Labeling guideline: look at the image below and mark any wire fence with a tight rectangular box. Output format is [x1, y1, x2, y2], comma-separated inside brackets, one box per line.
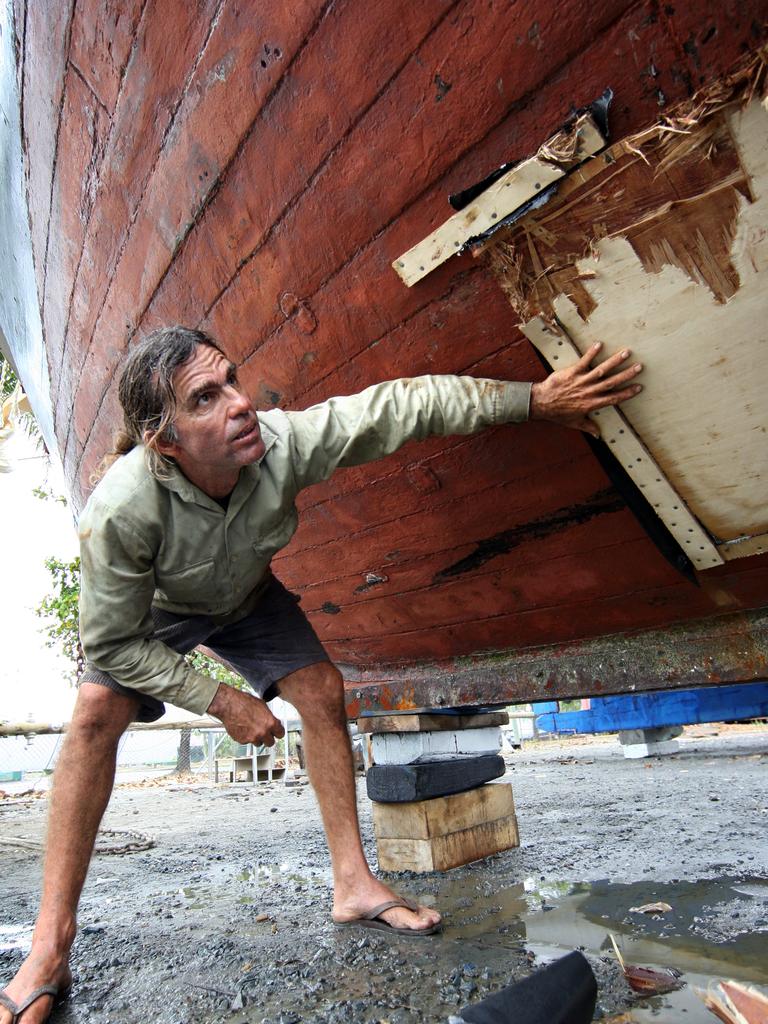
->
[0, 728, 223, 791]
[0, 720, 302, 794]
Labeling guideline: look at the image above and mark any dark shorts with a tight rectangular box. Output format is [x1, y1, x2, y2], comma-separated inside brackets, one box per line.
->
[78, 575, 329, 722]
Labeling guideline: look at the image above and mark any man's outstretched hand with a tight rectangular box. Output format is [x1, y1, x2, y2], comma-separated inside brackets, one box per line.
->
[530, 342, 643, 438]
[208, 683, 285, 746]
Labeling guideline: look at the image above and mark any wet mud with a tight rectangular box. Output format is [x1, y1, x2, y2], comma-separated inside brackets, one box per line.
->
[1, 725, 766, 1022]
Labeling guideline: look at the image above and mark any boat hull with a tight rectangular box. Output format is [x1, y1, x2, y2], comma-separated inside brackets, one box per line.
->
[5, 0, 768, 704]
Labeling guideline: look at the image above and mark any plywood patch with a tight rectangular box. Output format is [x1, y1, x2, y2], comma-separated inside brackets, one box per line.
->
[520, 317, 723, 570]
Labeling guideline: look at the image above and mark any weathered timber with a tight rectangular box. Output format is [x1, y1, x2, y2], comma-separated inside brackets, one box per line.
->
[372, 781, 515, 839]
[55, 0, 222, 450]
[375, 814, 519, 872]
[357, 711, 509, 734]
[341, 606, 768, 717]
[365, 754, 505, 803]
[7, 0, 768, 717]
[73, 0, 700, 491]
[69, 0, 328, 452]
[18, 1, 73, 303]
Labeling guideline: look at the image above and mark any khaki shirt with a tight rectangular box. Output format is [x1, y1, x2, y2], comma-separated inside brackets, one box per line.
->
[79, 375, 531, 714]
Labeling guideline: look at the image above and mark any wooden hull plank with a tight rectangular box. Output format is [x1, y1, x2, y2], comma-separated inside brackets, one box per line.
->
[55, 0, 223, 449]
[8, 0, 768, 709]
[68, 0, 326, 454]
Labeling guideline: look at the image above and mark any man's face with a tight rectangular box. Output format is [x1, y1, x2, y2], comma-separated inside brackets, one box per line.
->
[156, 344, 265, 496]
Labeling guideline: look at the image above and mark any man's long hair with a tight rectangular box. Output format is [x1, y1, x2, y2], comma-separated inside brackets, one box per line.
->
[94, 326, 225, 481]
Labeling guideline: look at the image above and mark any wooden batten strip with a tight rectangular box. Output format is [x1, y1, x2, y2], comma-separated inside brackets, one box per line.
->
[392, 114, 606, 287]
[520, 316, 724, 571]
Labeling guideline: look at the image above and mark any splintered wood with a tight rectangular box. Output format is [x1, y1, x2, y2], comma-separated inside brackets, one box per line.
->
[697, 981, 768, 1024]
[487, 78, 768, 568]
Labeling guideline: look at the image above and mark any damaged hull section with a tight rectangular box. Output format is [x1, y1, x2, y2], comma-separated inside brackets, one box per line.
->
[487, 66, 768, 572]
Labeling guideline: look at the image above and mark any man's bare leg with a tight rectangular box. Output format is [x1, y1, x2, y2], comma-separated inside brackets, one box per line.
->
[0, 684, 139, 1024]
[278, 663, 441, 932]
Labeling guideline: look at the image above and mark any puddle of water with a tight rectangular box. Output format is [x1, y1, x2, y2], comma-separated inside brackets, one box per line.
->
[0, 923, 33, 953]
[732, 880, 768, 898]
[439, 876, 768, 1022]
[178, 862, 315, 912]
[238, 862, 310, 886]
[179, 884, 258, 909]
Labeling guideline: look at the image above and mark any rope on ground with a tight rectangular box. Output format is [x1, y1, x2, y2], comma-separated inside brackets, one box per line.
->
[95, 829, 156, 855]
[0, 829, 156, 855]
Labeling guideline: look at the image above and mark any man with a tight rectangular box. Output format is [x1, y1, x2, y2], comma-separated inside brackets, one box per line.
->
[0, 326, 642, 1023]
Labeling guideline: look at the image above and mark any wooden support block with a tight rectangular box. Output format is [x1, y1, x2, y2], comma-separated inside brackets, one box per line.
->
[372, 782, 514, 839]
[376, 815, 520, 872]
[366, 753, 505, 802]
[357, 710, 509, 734]
[371, 726, 501, 765]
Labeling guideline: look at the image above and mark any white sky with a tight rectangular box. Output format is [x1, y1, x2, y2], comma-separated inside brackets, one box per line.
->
[1, 426, 79, 722]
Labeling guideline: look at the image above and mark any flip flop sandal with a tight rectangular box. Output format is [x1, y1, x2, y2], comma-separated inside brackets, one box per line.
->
[335, 896, 442, 936]
[0, 983, 70, 1022]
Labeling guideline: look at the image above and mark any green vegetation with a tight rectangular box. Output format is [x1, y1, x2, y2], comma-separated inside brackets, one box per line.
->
[31, 483, 68, 504]
[36, 556, 84, 682]
[186, 648, 246, 690]
[0, 352, 19, 400]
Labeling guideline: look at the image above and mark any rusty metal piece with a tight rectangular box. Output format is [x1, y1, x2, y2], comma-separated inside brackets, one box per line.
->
[341, 606, 768, 717]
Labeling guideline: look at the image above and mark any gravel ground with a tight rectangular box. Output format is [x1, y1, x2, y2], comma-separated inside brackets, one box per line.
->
[1, 723, 766, 1023]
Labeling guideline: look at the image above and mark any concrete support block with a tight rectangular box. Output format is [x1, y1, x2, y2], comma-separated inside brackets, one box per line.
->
[619, 725, 683, 758]
[371, 726, 502, 765]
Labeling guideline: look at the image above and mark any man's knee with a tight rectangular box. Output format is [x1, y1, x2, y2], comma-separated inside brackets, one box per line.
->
[281, 662, 346, 722]
[69, 683, 138, 746]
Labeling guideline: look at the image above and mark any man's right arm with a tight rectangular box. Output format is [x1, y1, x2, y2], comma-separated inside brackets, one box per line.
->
[80, 504, 286, 742]
[79, 505, 219, 716]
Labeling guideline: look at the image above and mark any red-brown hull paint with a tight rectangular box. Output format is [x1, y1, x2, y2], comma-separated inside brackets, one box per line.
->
[14, 0, 768, 695]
